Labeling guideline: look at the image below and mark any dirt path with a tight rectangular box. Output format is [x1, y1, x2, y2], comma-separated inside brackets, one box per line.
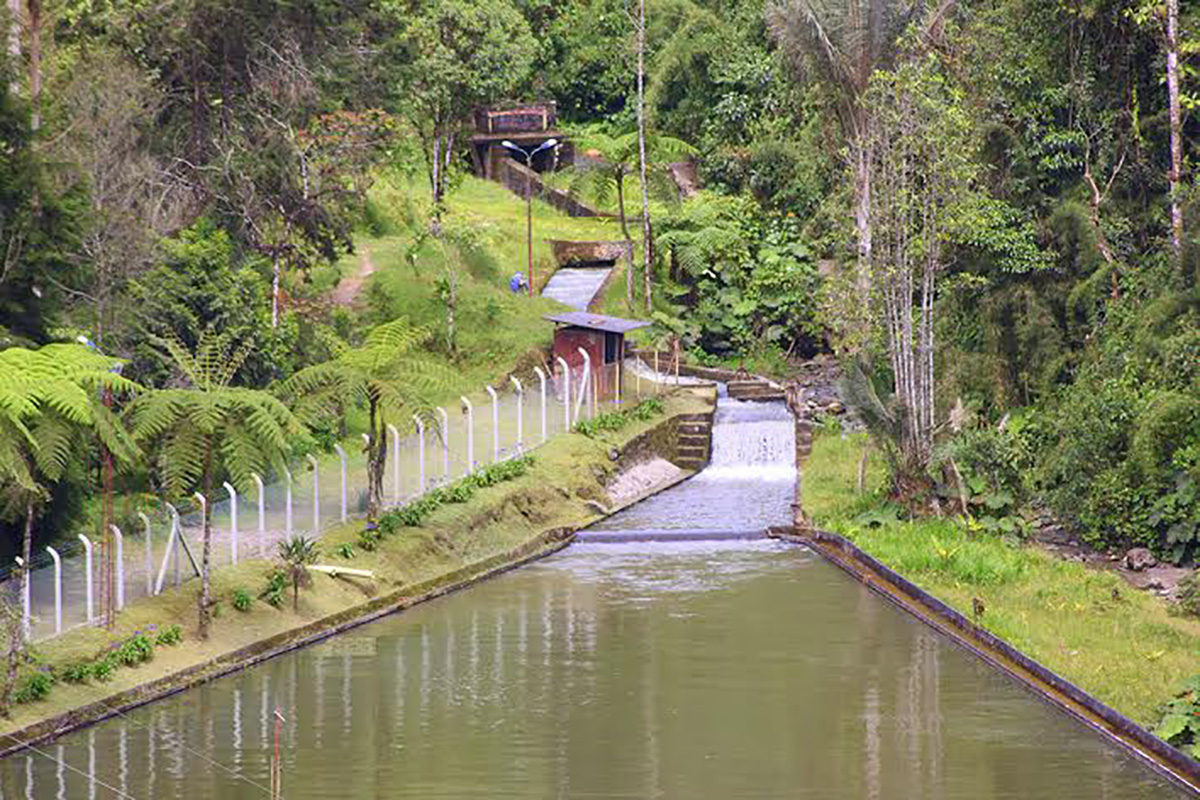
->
[331, 246, 377, 306]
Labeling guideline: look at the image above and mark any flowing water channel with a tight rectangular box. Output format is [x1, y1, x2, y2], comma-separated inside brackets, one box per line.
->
[0, 397, 1188, 798]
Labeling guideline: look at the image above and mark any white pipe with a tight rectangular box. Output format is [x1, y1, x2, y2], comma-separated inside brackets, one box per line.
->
[250, 473, 266, 557]
[387, 424, 401, 502]
[306, 454, 320, 534]
[486, 386, 499, 461]
[533, 367, 547, 442]
[460, 397, 474, 473]
[155, 503, 180, 595]
[78, 535, 94, 624]
[436, 407, 450, 479]
[555, 356, 570, 432]
[510, 376, 524, 450]
[109, 525, 125, 611]
[138, 512, 152, 596]
[223, 482, 238, 566]
[413, 416, 426, 492]
[46, 546, 61, 635]
[334, 444, 348, 522]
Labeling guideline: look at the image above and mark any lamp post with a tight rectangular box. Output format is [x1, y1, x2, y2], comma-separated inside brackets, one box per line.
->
[501, 138, 558, 297]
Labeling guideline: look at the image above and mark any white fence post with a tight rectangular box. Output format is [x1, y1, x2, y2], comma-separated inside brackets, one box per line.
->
[46, 546, 61, 636]
[306, 454, 320, 535]
[250, 473, 265, 557]
[534, 367, 547, 443]
[14, 558, 29, 640]
[333, 445, 348, 522]
[138, 512, 152, 596]
[109, 525, 125, 611]
[436, 407, 450, 480]
[223, 482, 239, 566]
[486, 386, 499, 462]
[284, 468, 294, 539]
[556, 356, 570, 432]
[575, 348, 592, 424]
[386, 424, 400, 502]
[461, 397, 474, 473]
[413, 416, 426, 493]
[78, 535, 94, 624]
[154, 503, 180, 595]
[510, 376, 524, 450]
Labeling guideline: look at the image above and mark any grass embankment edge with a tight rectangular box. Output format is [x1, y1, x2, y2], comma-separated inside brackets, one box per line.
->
[0, 388, 715, 755]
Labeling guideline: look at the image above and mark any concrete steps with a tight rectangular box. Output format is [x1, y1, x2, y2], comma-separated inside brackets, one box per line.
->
[672, 412, 713, 471]
[727, 379, 785, 402]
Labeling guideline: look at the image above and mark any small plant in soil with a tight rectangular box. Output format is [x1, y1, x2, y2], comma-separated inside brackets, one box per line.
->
[231, 588, 253, 612]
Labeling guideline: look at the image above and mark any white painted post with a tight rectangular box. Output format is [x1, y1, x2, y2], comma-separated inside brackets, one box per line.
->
[109, 525, 125, 611]
[78, 534, 94, 624]
[46, 547, 61, 635]
[386, 424, 400, 501]
[614, 360, 621, 407]
[333, 445, 348, 522]
[510, 376, 524, 450]
[223, 482, 239, 566]
[533, 367, 547, 443]
[556, 356, 571, 431]
[306, 454, 320, 534]
[413, 416, 426, 492]
[154, 503, 181, 595]
[284, 468, 293, 539]
[436, 407, 450, 479]
[138, 512, 152, 596]
[250, 473, 266, 557]
[461, 396, 474, 473]
[486, 386, 499, 461]
[575, 347, 592, 424]
[14, 558, 29, 640]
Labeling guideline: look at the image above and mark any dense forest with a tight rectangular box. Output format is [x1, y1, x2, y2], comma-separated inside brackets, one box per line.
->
[0, 0, 1196, 589]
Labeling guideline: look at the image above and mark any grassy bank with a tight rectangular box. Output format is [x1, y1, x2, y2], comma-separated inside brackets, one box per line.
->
[0, 389, 712, 743]
[804, 429, 1200, 727]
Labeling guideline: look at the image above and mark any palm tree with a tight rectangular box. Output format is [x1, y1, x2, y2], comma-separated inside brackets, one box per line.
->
[0, 344, 139, 633]
[277, 535, 320, 612]
[129, 333, 303, 639]
[766, 0, 952, 328]
[566, 125, 696, 307]
[276, 319, 453, 523]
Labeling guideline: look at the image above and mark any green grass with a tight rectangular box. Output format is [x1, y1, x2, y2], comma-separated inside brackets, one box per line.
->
[804, 429, 1200, 726]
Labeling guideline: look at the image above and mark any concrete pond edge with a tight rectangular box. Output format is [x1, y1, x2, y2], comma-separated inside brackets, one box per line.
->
[769, 528, 1200, 796]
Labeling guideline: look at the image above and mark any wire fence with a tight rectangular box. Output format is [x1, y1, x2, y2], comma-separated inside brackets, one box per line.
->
[3, 358, 678, 643]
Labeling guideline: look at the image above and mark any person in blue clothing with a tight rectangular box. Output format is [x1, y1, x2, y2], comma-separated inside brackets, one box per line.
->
[509, 271, 528, 293]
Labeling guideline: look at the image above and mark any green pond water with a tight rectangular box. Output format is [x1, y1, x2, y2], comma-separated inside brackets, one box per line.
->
[0, 540, 1185, 799]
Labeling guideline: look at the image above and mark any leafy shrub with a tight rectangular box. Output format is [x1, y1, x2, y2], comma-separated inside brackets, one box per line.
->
[155, 624, 183, 647]
[335, 542, 356, 559]
[376, 456, 537, 530]
[231, 588, 253, 612]
[357, 527, 381, 552]
[114, 633, 154, 667]
[260, 568, 289, 608]
[61, 661, 92, 685]
[1155, 676, 1200, 759]
[89, 658, 116, 682]
[574, 398, 664, 438]
[14, 670, 55, 704]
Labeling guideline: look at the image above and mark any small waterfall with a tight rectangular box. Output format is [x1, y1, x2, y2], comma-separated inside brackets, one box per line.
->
[698, 398, 795, 483]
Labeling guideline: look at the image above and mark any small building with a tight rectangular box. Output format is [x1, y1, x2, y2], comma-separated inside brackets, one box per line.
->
[546, 311, 649, 402]
[470, 101, 571, 179]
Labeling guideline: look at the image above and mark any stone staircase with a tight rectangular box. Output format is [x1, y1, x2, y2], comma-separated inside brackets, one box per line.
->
[672, 413, 714, 471]
[726, 379, 785, 403]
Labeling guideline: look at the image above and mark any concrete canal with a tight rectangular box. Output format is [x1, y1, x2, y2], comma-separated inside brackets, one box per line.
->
[0, 397, 1188, 798]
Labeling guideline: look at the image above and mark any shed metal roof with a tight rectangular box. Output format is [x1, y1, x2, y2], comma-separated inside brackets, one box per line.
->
[543, 311, 651, 334]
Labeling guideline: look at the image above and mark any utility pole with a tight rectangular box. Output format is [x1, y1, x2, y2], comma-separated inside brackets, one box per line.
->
[502, 138, 558, 297]
[636, 0, 654, 312]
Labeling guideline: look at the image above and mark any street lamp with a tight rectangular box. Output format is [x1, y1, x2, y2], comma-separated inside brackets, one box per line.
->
[502, 138, 558, 297]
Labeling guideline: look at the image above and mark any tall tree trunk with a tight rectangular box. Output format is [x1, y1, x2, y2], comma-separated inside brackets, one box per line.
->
[617, 177, 634, 307]
[1165, 0, 1184, 266]
[366, 400, 385, 522]
[854, 140, 873, 330]
[20, 499, 31, 642]
[25, 0, 40, 133]
[636, 0, 653, 313]
[198, 446, 213, 640]
[271, 251, 280, 328]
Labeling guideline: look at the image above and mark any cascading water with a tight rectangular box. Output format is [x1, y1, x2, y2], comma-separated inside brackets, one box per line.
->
[586, 388, 795, 535]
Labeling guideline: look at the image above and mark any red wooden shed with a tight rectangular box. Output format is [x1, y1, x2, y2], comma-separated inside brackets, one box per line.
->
[545, 311, 649, 402]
